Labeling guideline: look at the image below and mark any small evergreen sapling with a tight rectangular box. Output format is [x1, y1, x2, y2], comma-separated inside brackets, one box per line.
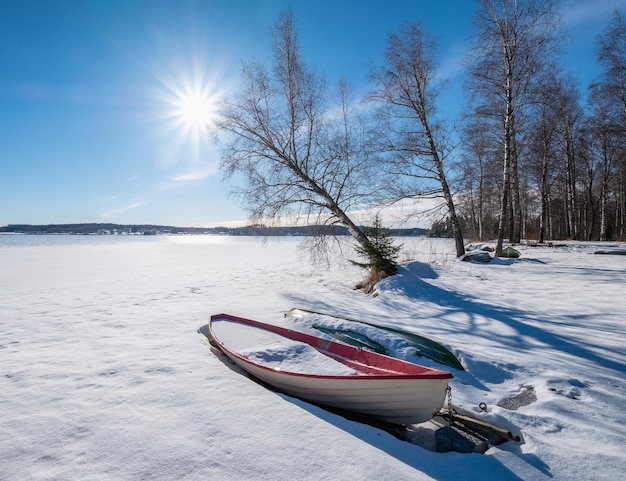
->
[351, 214, 402, 292]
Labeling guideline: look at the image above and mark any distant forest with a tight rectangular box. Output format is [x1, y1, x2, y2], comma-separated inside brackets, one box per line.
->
[0, 223, 428, 237]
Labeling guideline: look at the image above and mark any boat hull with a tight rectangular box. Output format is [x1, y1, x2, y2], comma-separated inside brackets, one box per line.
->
[207, 314, 452, 424]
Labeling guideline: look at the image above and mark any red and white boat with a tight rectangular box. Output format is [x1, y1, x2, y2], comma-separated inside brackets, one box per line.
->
[206, 313, 453, 424]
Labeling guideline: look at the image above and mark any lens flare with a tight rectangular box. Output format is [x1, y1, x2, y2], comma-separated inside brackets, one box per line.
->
[154, 69, 224, 166]
[173, 88, 219, 133]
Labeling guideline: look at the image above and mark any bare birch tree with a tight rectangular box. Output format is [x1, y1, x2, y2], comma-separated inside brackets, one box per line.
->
[467, 0, 560, 254]
[597, 10, 626, 127]
[368, 22, 465, 257]
[596, 9, 626, 239]
[217, 9, 398, 283]
[553, 75, 585, 240]
[527, 70, 561, 243]
[459, 114, 502, 241]
[586, 84, 623, 241]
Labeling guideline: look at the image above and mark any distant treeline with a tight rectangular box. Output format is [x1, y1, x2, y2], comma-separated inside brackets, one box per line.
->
[0, 223, 429, 237]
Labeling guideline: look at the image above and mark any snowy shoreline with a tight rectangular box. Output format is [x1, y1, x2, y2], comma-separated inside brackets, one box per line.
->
[1, 235, 624, 480]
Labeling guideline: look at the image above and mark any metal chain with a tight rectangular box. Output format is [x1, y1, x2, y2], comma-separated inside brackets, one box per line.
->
[446, 385, 454, 424]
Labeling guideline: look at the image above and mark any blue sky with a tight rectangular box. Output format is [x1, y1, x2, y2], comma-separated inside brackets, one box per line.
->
[2, 0, 626, 228]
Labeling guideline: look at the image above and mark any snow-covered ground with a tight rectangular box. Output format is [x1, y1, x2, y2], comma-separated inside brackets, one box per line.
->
[1, 234, 624, 480]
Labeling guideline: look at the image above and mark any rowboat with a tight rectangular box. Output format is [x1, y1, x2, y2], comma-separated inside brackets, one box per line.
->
[206, 313, 453, 424]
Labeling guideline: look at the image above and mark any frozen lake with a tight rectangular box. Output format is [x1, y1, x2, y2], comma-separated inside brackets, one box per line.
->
[1, 234, 625, 480]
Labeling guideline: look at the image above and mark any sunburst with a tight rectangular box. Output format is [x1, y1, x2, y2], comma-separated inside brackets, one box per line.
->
[154, 67, 224, 165]
[173, 88, 219, 134]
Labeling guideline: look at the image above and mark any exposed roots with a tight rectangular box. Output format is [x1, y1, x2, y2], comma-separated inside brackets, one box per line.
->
[354, 268, 392, 295]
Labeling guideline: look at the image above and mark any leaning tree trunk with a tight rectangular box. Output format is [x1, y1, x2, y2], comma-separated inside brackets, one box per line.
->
[321, 192, 394, 275]
[427, 122, 465, 257]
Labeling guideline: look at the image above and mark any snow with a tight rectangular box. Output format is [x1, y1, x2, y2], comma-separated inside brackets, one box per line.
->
[1, 234, 625, 480]
[211, 318, 358, 375]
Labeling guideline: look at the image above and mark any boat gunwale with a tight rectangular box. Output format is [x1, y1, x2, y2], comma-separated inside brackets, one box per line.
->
[208, 313, 452, 381]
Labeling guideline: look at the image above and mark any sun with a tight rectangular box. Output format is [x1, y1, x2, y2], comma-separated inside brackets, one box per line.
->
[174, 90, 218, 132]
[151, 60, 225, 164]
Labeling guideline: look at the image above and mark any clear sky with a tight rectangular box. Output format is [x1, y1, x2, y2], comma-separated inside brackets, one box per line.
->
[2, 0, 626, 228]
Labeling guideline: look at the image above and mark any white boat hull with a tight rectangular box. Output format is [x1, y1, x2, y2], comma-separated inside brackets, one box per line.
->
[230, 359, 450, 423]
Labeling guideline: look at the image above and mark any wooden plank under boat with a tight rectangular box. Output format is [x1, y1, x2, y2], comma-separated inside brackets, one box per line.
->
[206, 313, 453, 424]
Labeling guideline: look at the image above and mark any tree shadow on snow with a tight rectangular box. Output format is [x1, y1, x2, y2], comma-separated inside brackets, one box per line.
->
[389, 262, 625, 375]
[288, 260, 625, 377]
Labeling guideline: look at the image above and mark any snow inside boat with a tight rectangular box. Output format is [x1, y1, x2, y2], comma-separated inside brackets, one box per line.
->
[207, 313, 453, 424]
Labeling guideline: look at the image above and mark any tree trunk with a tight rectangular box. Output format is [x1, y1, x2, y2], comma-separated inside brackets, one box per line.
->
[496, 71, 514, 257]
[600, 181, 607, 241]
[564, 125, 578, 239]
[478, 157, 485, 240]
[431, 139, 465, 257]
[510, 129, 522, 243]
[495, 159, 511, 256]
[539, 143, 549, 244]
